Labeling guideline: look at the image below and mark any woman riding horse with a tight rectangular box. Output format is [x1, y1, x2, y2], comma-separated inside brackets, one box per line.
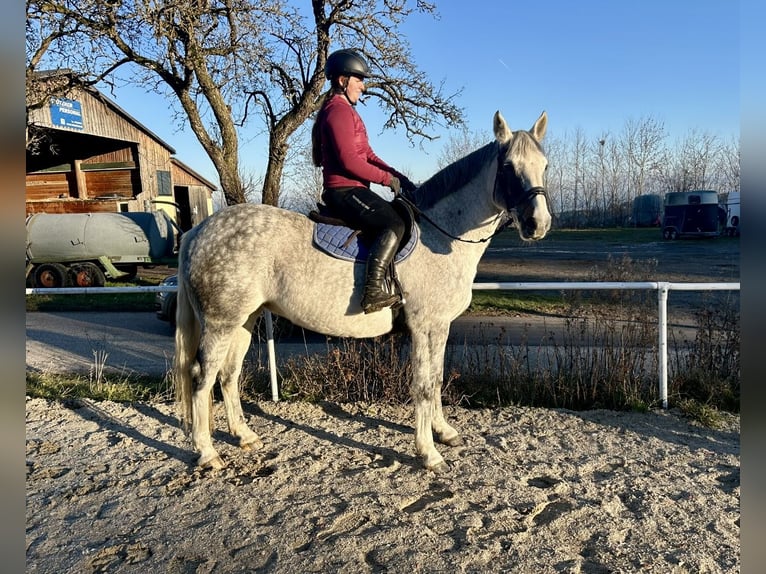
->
[312, 48, 417, 313]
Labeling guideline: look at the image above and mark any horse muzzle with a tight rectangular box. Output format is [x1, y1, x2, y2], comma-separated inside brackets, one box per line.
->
[517, 187, 551, 240]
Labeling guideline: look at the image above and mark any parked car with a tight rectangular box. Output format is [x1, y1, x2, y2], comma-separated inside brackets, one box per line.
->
[155, 274, 178, 323]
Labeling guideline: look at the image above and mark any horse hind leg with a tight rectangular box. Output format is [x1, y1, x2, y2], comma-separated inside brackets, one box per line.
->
[218, 318, 264, 452]
[190, 352, 224, 469]
[190, 325, 246, 469]
[173, 272, 224, 467]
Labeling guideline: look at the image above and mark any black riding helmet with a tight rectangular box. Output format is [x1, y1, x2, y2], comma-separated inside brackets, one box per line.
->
[325, 49, 370, 80]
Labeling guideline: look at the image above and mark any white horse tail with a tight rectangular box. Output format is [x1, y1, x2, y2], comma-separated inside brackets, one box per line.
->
[173, 248, 200, 434]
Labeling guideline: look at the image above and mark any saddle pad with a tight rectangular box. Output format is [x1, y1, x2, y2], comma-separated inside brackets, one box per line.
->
[313, 222, 418, 263]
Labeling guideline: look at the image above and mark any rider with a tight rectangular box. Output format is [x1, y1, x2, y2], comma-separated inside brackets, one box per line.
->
[312, 48, 416, 314]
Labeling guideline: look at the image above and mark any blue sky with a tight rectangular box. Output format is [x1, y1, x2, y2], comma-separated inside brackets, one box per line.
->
[108, 0, 741, 188]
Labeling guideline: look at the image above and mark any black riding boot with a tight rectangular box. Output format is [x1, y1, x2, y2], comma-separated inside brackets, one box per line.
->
[361, 229, 401, 314]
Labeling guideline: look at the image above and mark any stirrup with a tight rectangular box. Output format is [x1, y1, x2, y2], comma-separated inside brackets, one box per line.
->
[362, 291, 401, 314]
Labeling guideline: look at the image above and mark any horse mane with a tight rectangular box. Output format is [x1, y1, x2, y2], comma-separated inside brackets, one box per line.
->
[409, 141, 500, 209]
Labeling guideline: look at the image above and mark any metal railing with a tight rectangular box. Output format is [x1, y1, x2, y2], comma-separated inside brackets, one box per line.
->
[26, 281, 740, 407]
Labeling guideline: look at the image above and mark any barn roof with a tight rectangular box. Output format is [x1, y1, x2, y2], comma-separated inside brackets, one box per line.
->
[171, 157, 218, 191]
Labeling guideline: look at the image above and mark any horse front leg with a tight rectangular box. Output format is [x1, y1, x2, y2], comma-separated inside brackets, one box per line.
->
[429, 340, 463, 447]
[410, 328, 450, 473]
[218, 322, 263, 452]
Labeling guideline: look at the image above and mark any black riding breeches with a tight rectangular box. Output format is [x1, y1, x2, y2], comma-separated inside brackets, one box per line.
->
[322, 186, 406, 243]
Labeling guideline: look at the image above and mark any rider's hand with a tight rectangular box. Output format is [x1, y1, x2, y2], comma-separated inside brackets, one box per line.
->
[399, 176, 417, 193]
[389, 175, 401, 195]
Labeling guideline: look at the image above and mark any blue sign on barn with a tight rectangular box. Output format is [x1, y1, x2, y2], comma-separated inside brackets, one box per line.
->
[49, 97, 84, 130]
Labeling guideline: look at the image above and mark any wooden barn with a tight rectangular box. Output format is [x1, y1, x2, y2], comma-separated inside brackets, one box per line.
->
[26, 72, 216, 232]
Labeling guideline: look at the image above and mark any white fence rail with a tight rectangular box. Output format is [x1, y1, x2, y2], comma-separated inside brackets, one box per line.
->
[26, 281, 740, 408]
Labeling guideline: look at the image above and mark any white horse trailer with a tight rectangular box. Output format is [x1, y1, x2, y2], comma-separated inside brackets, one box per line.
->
[724, 191, 740, 236]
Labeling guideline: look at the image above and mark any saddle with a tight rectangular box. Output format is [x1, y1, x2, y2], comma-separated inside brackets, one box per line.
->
[310, 197, 419, 309]
[310, 196, 419, 264]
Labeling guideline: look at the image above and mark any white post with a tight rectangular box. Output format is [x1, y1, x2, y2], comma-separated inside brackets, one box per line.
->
[657, 283, 670, 409]
[264, 309, 279, 402]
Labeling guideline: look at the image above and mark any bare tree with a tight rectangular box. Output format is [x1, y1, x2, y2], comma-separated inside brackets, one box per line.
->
[435, 126, 489, 170]
[620, 115, 667, 201]
[542, 133, 567, 220]
[678, 129, 722, 190]
[603, 136, 629, 223]
[569, 127, 588, 227]
[716, 135, 740, 193]
[280, 130, 324, 214]
[26, 0, 464, 207]
[588, 134, 609, 225]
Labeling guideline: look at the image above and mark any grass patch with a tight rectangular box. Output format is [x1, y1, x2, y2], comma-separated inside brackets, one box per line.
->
[489, 226, 663, 249]
[26, 371, 172, 403]
[677, 399, 729, 429]
[468, 291, 569, 316]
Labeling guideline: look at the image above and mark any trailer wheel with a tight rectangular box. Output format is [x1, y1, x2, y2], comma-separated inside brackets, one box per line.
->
[68, 262, 106, 287]
[34, 263, 70, 288]
[663, 228, 678, 240]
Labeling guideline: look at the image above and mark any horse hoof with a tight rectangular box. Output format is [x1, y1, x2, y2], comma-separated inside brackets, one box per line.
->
[240, 438, 264, 452]
[199, 454, 225, 470]
[441, 435, 464, 447]
[429, 461, 451, 474]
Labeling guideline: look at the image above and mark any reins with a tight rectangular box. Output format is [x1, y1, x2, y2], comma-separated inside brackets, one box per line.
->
[398, 195, 508, 244]
[399, 183, 547, 245]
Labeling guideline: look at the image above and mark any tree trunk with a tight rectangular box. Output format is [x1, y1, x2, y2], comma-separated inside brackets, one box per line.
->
[215, 149, 247, 206]
[262, 133, 289, 207]
[219, 171, 247, 206]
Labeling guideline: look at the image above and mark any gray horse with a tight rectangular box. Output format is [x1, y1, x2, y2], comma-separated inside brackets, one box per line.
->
[175, 111, 550, 472]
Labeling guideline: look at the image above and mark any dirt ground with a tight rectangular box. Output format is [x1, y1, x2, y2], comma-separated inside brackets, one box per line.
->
[26, 398, 739, 573]
[26, 233, 740, 573]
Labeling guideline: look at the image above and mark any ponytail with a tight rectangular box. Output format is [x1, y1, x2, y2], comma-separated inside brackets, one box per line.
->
[311, 119, 323, 168]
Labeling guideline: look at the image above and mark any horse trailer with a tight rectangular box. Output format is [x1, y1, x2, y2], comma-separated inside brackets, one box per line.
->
[632, 194, 662, 227]
[662, 190, 722, 240]
[723, 191, 740, 236]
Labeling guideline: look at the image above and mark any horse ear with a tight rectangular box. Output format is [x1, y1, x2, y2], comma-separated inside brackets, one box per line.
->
[531, 111, 548, 141]
[494, 111, 512, 144]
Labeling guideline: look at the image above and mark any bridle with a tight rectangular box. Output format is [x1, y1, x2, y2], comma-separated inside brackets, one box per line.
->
[493, 148, 549, 215]
[401, 144, 548, 244]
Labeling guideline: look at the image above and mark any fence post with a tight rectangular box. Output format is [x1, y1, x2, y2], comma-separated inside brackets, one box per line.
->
[657, 283, 670, 409]
[263, 310, 279, 402]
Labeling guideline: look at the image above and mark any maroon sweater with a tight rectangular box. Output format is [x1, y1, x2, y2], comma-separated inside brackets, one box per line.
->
[317, 94, 400, 189]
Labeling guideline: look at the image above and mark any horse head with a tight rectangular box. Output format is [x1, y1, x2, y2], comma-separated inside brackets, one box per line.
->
[493, 111, 551, 241]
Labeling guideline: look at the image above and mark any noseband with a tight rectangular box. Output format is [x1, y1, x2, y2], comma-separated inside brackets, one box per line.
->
[494, 148, 549, 213]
